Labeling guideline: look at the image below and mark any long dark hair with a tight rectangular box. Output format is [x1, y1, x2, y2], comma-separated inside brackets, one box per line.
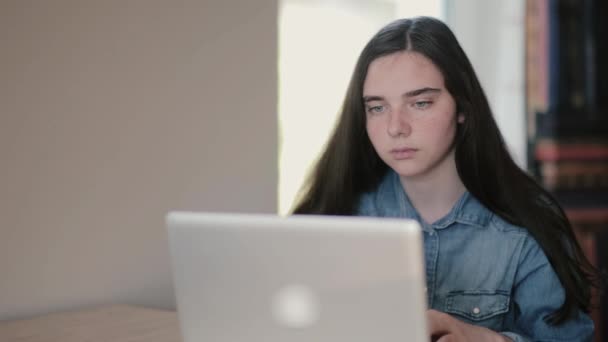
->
[293, 16, 600, 324]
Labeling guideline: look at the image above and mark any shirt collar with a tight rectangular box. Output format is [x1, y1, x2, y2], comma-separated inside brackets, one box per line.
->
[383, 170, 493, 230]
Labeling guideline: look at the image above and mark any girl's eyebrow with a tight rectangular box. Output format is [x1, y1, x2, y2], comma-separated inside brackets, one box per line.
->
[363, 87, 441, 102]
[404, 87, 441, 97]
[362, 95, 384, 103]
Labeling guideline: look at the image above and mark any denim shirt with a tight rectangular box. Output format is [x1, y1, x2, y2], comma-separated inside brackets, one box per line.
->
[356, 171, 594, 341]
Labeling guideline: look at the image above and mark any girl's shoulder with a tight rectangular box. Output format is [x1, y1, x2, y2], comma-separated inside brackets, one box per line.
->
[486, 212, 529, 236]
[356, 171, 400, 216]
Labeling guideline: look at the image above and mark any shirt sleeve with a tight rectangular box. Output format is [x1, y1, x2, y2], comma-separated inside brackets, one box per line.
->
[499, 234, 594, 341]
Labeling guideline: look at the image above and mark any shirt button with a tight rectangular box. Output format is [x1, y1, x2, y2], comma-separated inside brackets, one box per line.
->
[472, 307, 480, 315]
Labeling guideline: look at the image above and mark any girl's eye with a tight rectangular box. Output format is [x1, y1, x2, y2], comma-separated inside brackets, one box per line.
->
[366, 105, 385, 114]
[414, 101, 432, 109]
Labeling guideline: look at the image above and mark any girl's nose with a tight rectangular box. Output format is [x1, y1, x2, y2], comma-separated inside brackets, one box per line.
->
[387, 110, 411, 137]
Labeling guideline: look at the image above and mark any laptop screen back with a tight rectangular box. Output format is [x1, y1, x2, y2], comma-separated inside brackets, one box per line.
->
[167, 212, 428, 342]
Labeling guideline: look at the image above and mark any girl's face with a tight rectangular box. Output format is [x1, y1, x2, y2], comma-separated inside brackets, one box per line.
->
[363, 51, 463, 182]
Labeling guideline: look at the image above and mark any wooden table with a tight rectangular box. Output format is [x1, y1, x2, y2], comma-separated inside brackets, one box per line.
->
[0, 305, 181, 342]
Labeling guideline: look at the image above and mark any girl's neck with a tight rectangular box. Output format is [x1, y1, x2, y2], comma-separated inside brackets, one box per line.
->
[399, 151, 466, 225]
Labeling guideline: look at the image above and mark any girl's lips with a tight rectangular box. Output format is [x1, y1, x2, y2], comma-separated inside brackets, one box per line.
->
[390, 148, 417, 160]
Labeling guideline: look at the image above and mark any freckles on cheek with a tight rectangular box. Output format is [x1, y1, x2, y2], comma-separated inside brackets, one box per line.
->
[366, 120, 380, 135]
[415, 117, 440, 130]
[417, 114, 456, 132]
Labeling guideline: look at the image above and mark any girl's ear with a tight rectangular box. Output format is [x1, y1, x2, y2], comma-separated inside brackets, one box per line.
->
[457, 113, 465, 123]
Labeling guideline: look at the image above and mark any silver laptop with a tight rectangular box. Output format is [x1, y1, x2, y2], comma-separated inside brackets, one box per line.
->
[167, 212, 428, 342]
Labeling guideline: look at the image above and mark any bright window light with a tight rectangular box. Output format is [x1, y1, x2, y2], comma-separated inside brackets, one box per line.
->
[278, 0, 444, 215]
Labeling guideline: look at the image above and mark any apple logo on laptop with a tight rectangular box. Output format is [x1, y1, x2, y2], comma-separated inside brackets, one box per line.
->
[272, 284, 320, 328]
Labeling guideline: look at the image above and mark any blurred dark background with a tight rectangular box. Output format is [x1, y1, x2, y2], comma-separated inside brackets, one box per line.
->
[525, 0, 608, 340]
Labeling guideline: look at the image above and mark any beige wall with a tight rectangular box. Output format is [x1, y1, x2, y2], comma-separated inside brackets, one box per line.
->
[0, 0, 278, 320]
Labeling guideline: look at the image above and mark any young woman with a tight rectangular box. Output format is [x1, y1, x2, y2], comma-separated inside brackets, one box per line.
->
[293, 17, 599, 341]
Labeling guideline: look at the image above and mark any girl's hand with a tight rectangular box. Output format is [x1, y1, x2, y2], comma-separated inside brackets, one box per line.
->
[427, 309, 512, 342]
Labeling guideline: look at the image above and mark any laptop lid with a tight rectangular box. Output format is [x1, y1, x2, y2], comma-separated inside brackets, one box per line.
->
[167, 212, 428, 342]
